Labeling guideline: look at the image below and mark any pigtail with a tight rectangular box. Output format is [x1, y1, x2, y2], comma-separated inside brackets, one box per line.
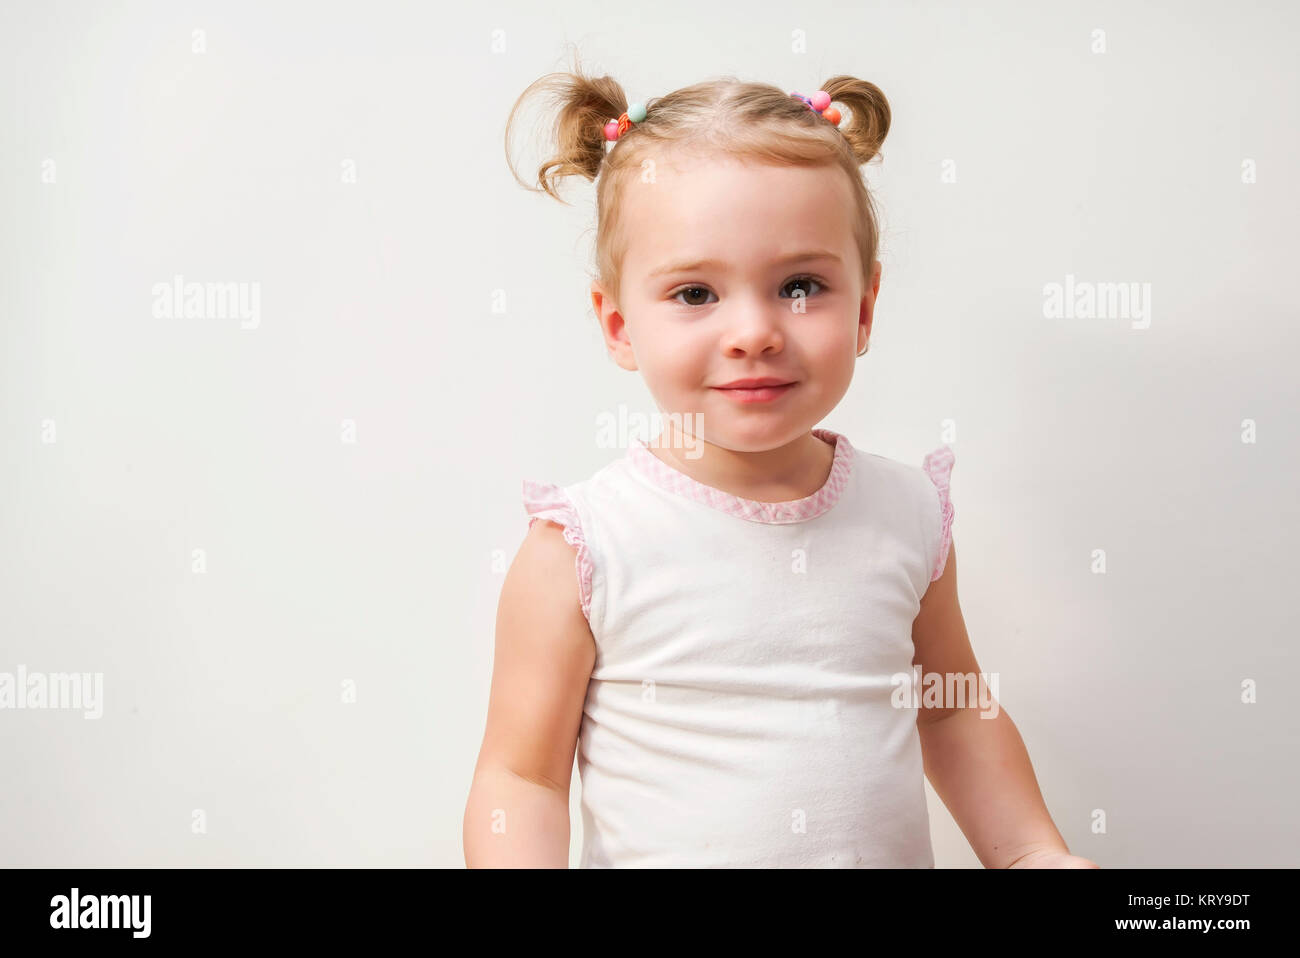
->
[504, 50, 629, 205]
[818, 76, 891, 166]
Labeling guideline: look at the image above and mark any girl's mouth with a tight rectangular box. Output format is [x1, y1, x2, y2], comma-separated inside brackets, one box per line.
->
[711, 383, 797, 403]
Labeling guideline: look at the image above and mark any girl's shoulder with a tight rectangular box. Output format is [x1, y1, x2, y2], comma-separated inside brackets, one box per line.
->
[519, 455, 631, 623]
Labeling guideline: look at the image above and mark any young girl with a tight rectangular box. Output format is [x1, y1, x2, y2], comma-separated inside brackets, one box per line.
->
[464, 59, 1099, 869]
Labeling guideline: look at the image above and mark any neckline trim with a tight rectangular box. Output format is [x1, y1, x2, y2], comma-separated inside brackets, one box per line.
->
[626, 428, 853, 525]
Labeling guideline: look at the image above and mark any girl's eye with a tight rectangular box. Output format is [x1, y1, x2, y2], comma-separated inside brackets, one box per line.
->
[782, 275, 825, 298]
[672, 286, 717, 307]
[670, 276, 827, 308]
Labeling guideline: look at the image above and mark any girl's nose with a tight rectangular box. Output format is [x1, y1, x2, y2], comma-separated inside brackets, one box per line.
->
[718, 301, 785, 356]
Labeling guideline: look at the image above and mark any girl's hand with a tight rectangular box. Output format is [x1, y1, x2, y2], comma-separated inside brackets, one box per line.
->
[1008, 848, 1100, 869]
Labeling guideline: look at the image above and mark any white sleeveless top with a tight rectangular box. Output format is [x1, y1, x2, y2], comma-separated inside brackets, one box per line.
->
[521, 428, 955, 868]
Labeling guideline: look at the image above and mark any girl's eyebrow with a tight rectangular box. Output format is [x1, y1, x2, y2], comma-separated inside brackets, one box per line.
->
[647, 249, 842, 278]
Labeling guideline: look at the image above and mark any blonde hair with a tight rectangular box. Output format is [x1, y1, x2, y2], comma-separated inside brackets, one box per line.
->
[504, 52, 891, 312]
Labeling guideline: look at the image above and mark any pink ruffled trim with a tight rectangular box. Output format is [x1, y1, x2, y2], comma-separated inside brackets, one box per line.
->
[921, 446, 955, 582]
[626, 427, 853, 525]
[521, 479, 593, 621]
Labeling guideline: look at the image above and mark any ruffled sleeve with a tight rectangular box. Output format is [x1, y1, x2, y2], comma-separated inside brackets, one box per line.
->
[921, 447, 955, 582]
[522, 479, 593, 621]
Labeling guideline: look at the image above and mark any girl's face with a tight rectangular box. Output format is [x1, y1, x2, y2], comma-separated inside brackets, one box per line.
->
[591, 152, 880, 454]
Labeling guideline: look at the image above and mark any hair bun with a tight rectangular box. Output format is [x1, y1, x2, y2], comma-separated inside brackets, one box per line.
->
[818, 76, 891, 164]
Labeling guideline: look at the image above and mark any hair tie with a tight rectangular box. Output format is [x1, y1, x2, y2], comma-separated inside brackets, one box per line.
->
[603, 102, 647, 141]
[790, 90, 841, 126]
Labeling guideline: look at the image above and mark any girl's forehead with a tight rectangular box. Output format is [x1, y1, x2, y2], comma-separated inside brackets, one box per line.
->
[623, 154, 852, 217]
[621, 163, 856, 263]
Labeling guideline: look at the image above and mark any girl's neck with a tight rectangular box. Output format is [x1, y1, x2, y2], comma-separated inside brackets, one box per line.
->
[645, 423, 836, 503]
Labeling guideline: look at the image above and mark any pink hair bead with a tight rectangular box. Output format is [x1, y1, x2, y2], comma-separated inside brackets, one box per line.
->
[810, 90, 831, 111]
[603, 119, 620, 140]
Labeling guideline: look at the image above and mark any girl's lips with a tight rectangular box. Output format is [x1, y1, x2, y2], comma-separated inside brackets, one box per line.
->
[711, 382, 797, 403]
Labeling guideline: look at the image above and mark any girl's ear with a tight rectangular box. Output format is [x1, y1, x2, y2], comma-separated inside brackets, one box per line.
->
[588, 280, 606, 319]
[590, 281, 638, 372]
[858, 294, 874, 356]
[857, 260, 882, 355]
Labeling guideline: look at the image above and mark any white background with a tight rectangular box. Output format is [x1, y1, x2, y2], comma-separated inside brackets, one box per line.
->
[1, 0, 1296, 866]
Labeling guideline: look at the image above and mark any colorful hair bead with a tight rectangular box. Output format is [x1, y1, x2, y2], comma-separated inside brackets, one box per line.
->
[791, 89, 841, 127]
[605, 102, 647, 142]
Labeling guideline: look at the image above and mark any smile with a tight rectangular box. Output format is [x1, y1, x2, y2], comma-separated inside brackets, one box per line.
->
[711, 383, 797, 403]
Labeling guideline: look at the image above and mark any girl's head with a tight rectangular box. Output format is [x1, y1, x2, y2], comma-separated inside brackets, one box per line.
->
[506, 54, 891, 454]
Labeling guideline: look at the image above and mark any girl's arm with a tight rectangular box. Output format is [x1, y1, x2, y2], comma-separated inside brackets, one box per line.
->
[911, 539, 1099, 868]
[463, 519, 596, 868]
